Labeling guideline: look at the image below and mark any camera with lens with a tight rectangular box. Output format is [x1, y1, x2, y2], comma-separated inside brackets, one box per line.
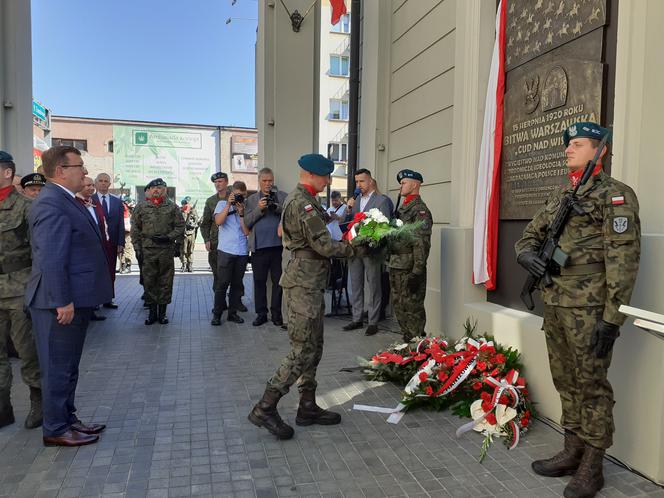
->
[231, 193, 244, 205]
[263, 186, 279, 210]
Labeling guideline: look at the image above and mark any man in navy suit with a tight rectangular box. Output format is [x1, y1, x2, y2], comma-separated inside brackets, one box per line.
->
[92, 173, 124, 309]
[26, 145, 113, 447]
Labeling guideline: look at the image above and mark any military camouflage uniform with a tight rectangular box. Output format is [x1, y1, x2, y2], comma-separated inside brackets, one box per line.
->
[0, 189, 40, 397]
[515, 170, 641, 449]
[131, 199, 185, 305]
[386, 196, 433, 341]
[267, 184, 355, 395]
[201, 191, 229, 291]
[180, 205, 199, 270]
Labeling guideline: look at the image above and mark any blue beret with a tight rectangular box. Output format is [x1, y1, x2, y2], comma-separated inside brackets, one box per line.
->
[396, 169, 423, 183]
[0, 151, 14, 163]
[146, 178, 167, 189]
[298, 154, 334, 176]
[563, 122, 611, 147]
[210, 171, 228, 182]
[181, 196, 191, 204]
[21, 173, 46, 188]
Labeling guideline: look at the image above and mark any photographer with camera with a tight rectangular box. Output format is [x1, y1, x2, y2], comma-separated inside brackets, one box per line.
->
[244, 168, 288, 327]
[211, 181, 250, 326]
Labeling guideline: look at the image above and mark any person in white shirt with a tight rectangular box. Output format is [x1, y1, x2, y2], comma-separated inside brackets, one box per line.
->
[325, 191, 347, 241]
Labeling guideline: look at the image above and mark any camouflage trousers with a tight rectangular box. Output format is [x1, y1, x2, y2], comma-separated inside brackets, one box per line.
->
[389, 269, 427, 341]
[120, 233, 134, 266]
[180, 233, 196, 265]
[142, 247, 175, 305]
[543, 305, 615, 449]
[267, 287, 324, 395]
[0, 296, 40, 395]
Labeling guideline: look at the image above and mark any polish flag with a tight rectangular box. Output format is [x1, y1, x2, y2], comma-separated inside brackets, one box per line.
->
[331, 0, 347, 26]
[472, 0, 507, 291]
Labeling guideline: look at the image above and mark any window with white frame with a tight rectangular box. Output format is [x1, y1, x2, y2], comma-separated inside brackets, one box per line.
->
[328, 143, 348, 162]
[329, 55, 350, 77]
[331, 14, 350, 34]
[329, 99, 349, 120]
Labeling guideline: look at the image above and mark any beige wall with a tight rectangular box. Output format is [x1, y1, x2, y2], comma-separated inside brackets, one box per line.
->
[51, 118, 114, 181]
[257, 0, 320, 192]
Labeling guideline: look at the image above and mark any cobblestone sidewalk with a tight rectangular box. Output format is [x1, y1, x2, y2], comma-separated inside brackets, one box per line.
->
[1, 275, 662, 498]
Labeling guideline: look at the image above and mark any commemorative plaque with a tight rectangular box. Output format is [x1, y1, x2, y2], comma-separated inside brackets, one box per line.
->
[499, 0, 607, 220]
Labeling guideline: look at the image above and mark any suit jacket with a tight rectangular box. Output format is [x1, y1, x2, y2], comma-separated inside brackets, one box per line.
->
[347, 190, 392, 220]
[244, 190, 288, 252]
[26, 182, 114, 309]
[92, 192, 125, 248]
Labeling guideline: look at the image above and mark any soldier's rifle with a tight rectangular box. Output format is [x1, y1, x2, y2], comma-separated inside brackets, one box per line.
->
[520, 130, 610, 310]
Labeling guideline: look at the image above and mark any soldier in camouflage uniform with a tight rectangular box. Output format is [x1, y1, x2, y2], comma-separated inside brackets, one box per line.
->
[0, 151, 42, 429]
[131, 178, 184, 325]
[248, 154, 359, 440]
[386, 169, 433, 342]
[515, 123, 640, 498]
[179, 197, 199, 272]
[200, 172, 247, 309]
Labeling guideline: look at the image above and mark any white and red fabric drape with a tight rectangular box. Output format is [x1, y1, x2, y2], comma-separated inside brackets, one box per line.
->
[473, 0, 507, 291]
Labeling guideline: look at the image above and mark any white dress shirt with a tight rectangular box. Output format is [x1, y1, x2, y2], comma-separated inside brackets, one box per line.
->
[359, 191, 374, 212]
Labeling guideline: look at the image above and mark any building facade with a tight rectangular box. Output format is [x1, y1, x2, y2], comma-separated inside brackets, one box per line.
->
[257, 0, 664, 482]
[50, 117, 258, 205]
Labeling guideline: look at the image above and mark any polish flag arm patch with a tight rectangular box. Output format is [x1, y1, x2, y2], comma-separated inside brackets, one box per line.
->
[611, 196, 625, 205]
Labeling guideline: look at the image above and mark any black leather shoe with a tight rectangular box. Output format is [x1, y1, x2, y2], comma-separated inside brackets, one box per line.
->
[342, 321, 363, 331]
[211, 314, 221, 326]
[253, 314, 268, 326]
[227, 313, 244, 324]
[103, 302, 118, 309]
[272, 317, 284, 327]
[71, 421, 106, 434]
[90, 312, 106, 321]
[237, 303, 248, 313]
[365, 324, 378, 336]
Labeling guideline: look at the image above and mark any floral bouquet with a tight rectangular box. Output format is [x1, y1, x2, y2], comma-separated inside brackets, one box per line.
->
[359, 320, 534, 461]
[344, 208, 420, 249]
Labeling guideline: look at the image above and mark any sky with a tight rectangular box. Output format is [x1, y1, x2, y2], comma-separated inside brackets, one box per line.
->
[31, 0, 258, 128]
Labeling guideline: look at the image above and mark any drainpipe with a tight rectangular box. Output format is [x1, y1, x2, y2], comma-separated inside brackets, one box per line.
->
[346, 0, 361, 195]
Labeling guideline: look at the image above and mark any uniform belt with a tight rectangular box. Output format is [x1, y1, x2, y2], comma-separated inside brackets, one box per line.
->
[0, 258, 31, 274]
[293, 249, 328, 260]
[559, 262, 605, 276]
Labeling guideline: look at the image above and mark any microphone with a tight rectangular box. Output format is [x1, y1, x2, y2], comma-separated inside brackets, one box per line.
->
[352, 188, 361, 200]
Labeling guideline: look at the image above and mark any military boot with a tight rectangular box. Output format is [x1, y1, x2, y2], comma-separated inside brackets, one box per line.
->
[248, 388, 294, 439]
[295, 389, 341, 426]
[564, 445, 605, 498]
[211, 313, 221, 326]
[145, 305, 158, 325]
[532, 431, 585, 476]
[24, 386, 43, 429]
[158, 305, 169, 324]
[0, 391, 15, 429]
[186, 262, 193, 273]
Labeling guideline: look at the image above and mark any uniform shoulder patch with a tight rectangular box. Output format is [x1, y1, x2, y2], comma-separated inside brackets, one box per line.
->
[304, 204, 314, 212]
[611, 195, 625, 205]
[612, 216, 628, 233]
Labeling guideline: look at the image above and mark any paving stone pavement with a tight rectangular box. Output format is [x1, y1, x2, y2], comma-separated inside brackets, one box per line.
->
[1, 275, 663, 498]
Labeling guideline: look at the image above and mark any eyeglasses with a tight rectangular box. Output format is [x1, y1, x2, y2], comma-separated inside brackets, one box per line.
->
[59, 163, 85, 169]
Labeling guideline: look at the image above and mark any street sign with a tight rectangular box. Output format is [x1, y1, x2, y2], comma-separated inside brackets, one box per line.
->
[32, 99, 50, 130]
